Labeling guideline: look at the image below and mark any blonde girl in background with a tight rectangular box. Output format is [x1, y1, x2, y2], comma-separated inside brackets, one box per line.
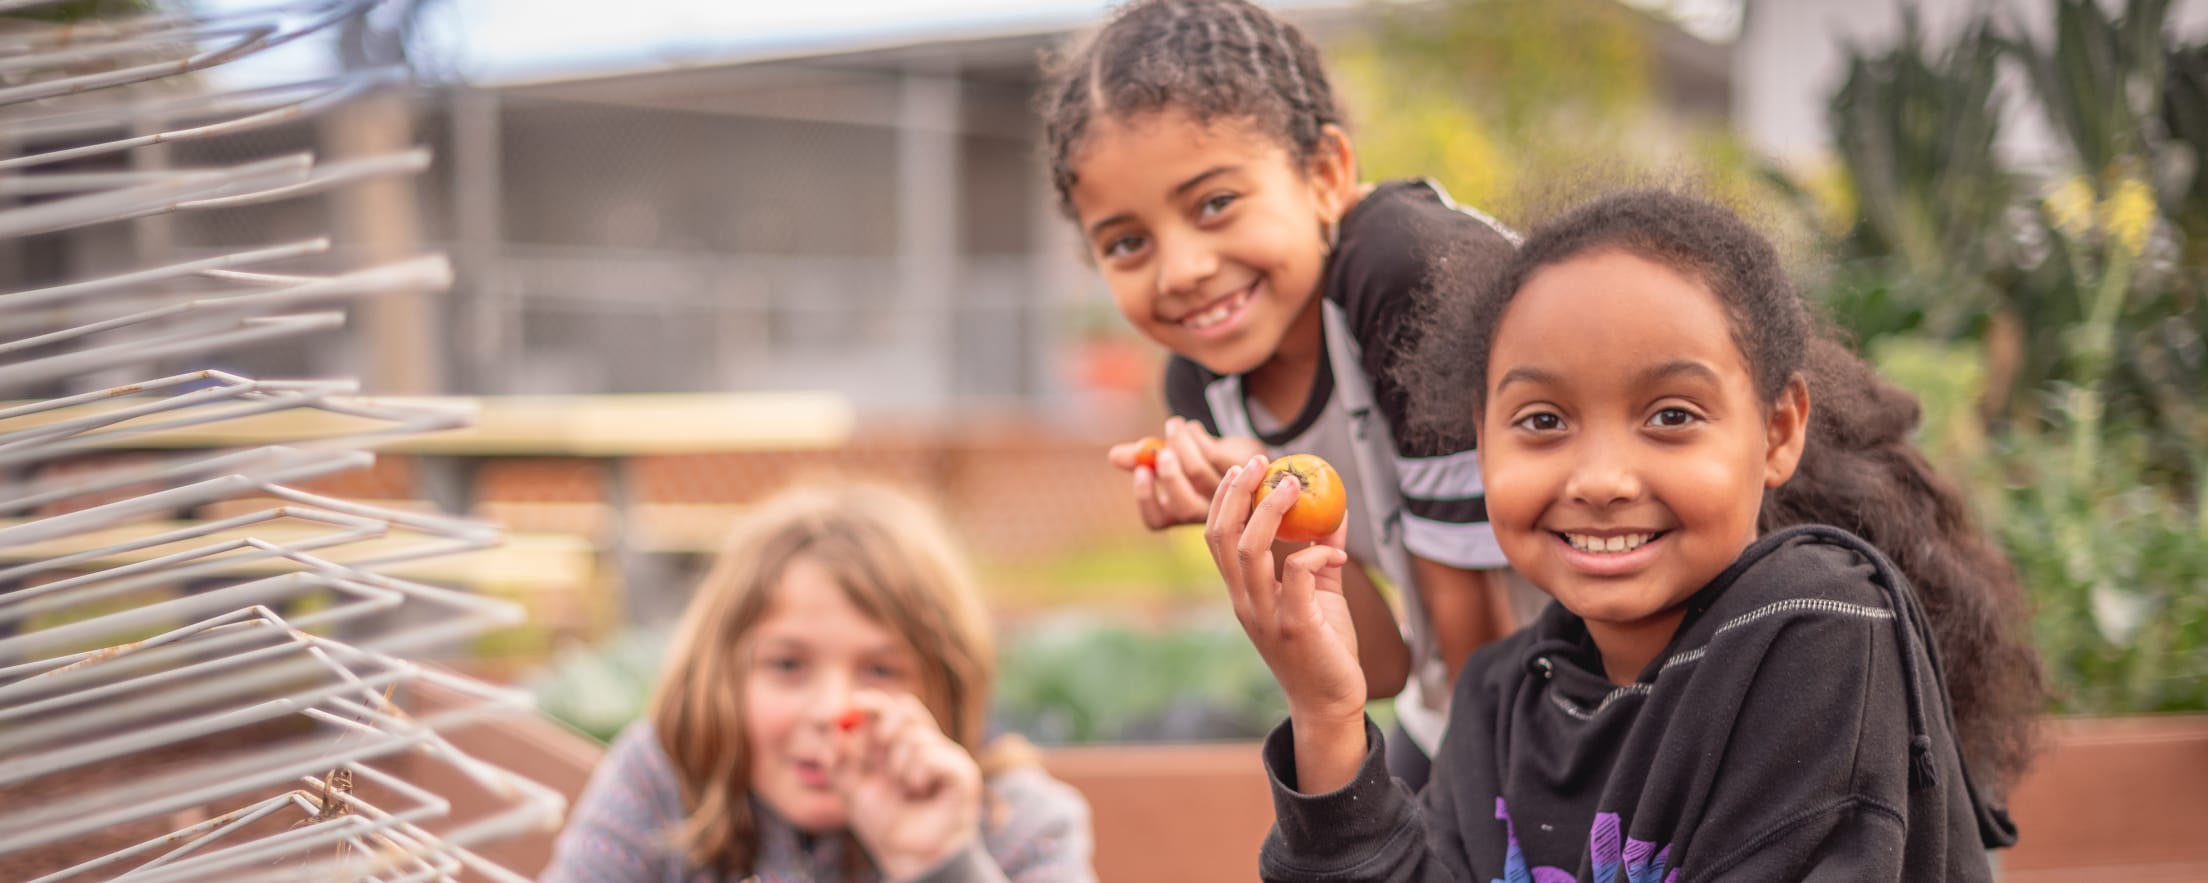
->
[543, 484, 1095, 883]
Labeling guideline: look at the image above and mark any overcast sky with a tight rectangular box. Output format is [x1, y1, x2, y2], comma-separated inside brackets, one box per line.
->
[197, 0, 1741, 88]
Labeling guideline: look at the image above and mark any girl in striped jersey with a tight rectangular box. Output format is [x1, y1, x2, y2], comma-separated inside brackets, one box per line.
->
[1042, 0, 1535, 788]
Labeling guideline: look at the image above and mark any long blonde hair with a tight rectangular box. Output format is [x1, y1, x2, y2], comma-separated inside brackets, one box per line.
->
[646, 482, 1030, 874]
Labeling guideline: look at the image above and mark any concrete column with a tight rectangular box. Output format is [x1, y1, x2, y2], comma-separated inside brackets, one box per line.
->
[322, 88, 442, 395]
[452, 85, 506, 394]
[895, 65, 961, 410]
[1028, 147, 1084, 410]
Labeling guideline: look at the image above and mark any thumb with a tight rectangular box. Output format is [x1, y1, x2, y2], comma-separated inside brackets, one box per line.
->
[1106, 441, 1139, 470]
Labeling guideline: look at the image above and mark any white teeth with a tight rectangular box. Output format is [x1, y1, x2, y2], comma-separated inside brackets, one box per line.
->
[1182, 287, 1251, 330]
[1565, 532, 1652, 554]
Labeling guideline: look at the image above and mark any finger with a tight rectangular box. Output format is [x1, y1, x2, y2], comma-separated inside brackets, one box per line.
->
[1209, 460, 1261, 580]
[1184, 425, 1237, 471]
[1132, 466, 1172, 530]
[1206, 463, 1239, 534]
[1152, 447, 1208, 523]
[1239, 467, 1294, 626]
[826, 723, 865, 797]
[1165, 423, 1222, 494]
[1281, 543, 1349, 623]
[888, 692, 945, 734]
[1207, 464, 1249, 617]
[855, 691, 912, 750]
[885, 736, 929, 795]
[1213, 455, 1264, 559]
[1106, 440, 1141, 471]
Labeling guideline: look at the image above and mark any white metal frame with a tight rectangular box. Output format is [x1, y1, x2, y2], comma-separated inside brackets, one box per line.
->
[1, 1, 571, 878]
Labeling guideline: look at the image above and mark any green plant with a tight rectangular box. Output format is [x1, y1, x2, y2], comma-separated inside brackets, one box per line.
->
[991, 612, 1289, 744]
[1801, 0, 2204, 490]
[1874, 339, 2208, 716]
[1330, 0, 1777, 225]
[1819, 11, 2016, 343]
[991, 611, 1398, 744]
[2166, 44, 2208, 259]
[528, 626, 673, 743]
[2005, 0, 2174, 181]
[1990, 430, 2208, 714]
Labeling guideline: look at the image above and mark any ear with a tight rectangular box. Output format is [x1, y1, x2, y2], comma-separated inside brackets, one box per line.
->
[1307, 123, 1358, 221]
[1762, 374, 1811, 488]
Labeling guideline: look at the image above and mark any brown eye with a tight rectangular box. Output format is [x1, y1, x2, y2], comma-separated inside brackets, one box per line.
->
[1649, 408, 1697, 428]
[1516, 412, 1564, 432]
[1102, 234, 1146, 260]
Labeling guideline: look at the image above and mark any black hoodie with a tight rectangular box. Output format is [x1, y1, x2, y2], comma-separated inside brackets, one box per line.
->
[1257, 525, 2017, 882]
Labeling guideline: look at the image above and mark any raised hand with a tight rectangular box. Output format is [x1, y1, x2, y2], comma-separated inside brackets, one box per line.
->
[1108, 417, 1268, 530]
[829, 691, 983, 880]
[1206, 456, 1367, 728]
[1208, 456, 1375, 792]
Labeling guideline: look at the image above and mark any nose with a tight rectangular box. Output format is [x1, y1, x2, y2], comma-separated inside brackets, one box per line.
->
[1563, 431, 1644, 509]
[804, 671, 859, 729]
[1154, 232, 1218, 298]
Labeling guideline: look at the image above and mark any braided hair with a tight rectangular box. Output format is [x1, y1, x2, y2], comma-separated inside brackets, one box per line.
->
[1041, 0, 1342, 215]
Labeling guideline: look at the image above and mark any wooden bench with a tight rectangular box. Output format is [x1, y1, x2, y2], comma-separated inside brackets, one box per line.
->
[2, 391, 854, 599]
[473, 500, 751, 556]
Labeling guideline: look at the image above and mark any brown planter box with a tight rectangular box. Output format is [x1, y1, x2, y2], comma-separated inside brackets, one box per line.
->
[2000, 715, 2208, 881]
[420, 712, 2208, 881]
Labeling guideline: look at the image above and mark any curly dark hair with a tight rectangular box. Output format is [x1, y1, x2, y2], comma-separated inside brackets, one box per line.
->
[1038, 0, 1342, 216]
[1401, 189, 2044, 797]
[1763, 336, 2046, 799]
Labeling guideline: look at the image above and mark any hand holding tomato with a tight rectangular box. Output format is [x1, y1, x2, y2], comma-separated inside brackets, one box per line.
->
[828, 692, 981, 880]
[1205, 455, 1368, 728]
[1108, 417, 1268, 530]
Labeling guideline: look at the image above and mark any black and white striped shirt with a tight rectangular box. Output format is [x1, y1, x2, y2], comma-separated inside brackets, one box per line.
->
[1164, 179, 1523, 736]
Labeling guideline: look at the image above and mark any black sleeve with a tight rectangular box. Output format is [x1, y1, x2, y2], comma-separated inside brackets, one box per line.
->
[1256, 717, 1471, 882]
[1330, 183, 1517, 460]
[1330, 184, 1519, 568]
[1162, 355, 1221, 437]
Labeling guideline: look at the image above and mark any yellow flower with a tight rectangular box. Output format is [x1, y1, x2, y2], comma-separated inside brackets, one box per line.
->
[2044, 176, 2097, 239]
[2101, 176, 2156, 258]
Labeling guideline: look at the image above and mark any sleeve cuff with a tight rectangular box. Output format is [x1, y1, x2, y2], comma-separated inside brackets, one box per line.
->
[900, 840, 1007, 883]
[1261, 715, 1412, 847]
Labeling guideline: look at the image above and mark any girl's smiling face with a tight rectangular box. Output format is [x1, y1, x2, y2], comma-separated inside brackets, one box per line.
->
[1067, 108, 1354, 376]
[742, 556, 924, 832]
[1480, 249, 1808, 676]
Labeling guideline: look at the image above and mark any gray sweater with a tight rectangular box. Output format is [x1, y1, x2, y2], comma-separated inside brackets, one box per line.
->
[543, 721, 1096, 883]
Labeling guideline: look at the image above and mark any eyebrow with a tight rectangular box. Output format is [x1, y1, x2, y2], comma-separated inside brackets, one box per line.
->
[1493, 360, 1721, 394]
[1083, 165, 1239, 240]
[1494, 365, 1563, 393]
[1640, 359, 1722, 387]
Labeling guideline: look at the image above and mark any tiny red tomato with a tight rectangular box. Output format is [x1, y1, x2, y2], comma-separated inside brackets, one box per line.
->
[1133, 436, 1165, 470]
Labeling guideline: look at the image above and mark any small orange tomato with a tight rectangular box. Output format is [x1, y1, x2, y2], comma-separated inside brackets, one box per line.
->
[1254, 454, 1347, 544]
[1133, 436, 1165, 470]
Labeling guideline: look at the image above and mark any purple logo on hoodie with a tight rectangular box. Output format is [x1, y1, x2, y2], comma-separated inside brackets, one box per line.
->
[1493, 799, 1678, 883]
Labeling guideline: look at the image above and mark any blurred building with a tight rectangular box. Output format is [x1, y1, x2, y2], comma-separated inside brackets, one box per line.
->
[6, 1, 1731, 422]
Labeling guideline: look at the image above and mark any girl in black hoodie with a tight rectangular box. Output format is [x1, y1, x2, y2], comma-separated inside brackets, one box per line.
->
[1203, 191, 2030, 882]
